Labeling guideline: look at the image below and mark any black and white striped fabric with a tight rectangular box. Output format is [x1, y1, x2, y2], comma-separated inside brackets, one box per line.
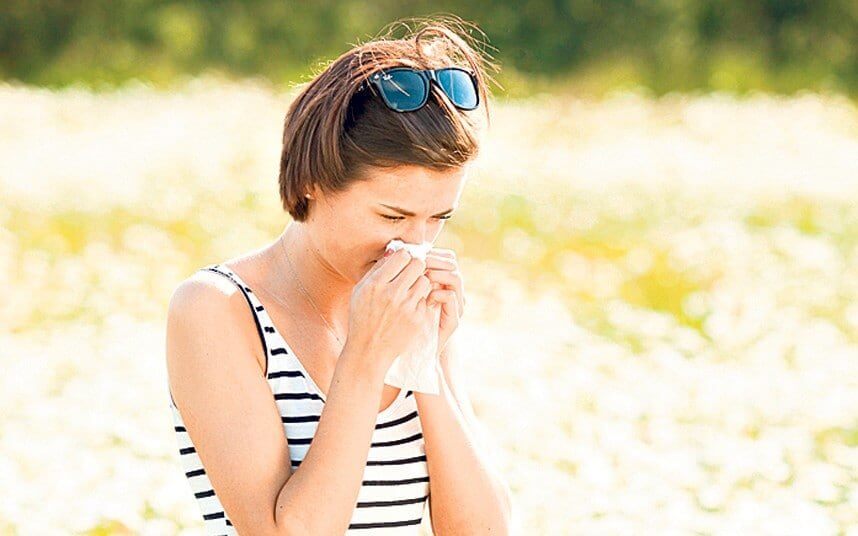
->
[168, 263, 430, 535]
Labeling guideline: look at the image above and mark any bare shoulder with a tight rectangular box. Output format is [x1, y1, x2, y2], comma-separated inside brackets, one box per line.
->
[170, 266, 246, 307]
[166, 268, 268, 380]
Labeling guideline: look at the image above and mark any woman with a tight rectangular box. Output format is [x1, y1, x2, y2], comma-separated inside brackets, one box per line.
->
[166, 17, 512, 535]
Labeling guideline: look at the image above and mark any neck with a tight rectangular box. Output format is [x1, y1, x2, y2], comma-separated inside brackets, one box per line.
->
[267, 221, 352, 332]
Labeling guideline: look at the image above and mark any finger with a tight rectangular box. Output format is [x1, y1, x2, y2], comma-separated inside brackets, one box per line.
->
[415, 294, 428, 315]
[392, 255, 428, 293]
[424, 253, 456, 271]
[372, 248, 415, 282]
[428, 289, 461, 320]
[428, 247, 456, 259]
[424, 269, 464, 313]
[427, 288, 454, 309]
[406, 273, 433, 304]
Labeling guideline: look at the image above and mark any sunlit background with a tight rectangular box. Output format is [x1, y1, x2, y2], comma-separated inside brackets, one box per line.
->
[1, 4, 857, 535]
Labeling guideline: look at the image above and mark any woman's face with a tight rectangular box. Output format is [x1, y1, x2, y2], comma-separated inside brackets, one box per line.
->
[307, 164, 468, 284]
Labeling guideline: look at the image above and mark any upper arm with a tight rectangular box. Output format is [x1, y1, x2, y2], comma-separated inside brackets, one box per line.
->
[166, 274, 297, 536]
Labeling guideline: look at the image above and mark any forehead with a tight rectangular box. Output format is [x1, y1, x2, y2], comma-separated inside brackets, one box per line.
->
[353, 164, 468, 201]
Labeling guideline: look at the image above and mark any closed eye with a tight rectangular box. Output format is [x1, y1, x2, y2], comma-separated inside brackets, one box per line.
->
[381, 214, 452, 221]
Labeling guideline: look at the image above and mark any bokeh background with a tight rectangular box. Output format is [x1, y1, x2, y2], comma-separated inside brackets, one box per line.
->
[1, 4, 857, 535]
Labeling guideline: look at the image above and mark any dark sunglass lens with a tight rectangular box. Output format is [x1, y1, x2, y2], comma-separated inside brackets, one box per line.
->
[378, 70, 427, 111]
[436, 69, 478, 110]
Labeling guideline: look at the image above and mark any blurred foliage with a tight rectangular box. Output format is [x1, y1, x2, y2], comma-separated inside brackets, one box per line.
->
[0, 0, 856, 96]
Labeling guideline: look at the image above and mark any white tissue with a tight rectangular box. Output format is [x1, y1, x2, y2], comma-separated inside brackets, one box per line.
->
[382, 239, 443, 395]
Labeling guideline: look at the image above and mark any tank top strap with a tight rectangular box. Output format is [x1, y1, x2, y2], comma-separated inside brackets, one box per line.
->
[199, 263, 270, 376]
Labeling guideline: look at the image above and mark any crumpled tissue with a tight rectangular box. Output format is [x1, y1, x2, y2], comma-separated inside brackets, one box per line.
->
[382, 239, 443, 395]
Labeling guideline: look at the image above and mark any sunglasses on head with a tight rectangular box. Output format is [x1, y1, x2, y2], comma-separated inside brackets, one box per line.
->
[356, 67, 480, 113]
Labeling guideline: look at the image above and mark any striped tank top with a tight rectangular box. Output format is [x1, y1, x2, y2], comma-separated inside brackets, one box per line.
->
[168, 262, 431, 535]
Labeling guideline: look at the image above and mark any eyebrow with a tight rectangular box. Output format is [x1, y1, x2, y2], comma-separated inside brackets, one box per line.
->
[379, 203, 456, 217]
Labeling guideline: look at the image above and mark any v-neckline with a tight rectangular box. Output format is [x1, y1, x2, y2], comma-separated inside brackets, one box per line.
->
[214, 262, 407, 417]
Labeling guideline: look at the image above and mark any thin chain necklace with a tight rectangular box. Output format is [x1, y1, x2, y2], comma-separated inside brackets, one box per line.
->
[275, 236, 345, 348]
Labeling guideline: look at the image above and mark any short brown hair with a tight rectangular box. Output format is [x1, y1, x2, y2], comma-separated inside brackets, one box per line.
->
[278, 14, 500, 221]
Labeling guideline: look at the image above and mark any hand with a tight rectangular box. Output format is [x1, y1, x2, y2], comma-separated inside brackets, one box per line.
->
[423, 247, 466, 356]
[345, 248, 434, 378]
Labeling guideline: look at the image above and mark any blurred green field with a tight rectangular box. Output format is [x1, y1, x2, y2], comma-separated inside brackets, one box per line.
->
[0, 78, 856, 534]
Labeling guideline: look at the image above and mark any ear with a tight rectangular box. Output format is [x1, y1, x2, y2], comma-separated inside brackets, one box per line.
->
[307, 183, 323, 200]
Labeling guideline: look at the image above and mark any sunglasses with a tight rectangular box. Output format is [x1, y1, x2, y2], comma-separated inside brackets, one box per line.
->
[357, 67, 480, 113]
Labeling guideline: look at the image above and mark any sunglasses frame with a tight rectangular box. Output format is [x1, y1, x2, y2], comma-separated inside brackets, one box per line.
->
[357, 67, 480, 113]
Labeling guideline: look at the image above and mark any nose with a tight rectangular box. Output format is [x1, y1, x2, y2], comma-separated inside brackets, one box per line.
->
[395, 221, 431, 246]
